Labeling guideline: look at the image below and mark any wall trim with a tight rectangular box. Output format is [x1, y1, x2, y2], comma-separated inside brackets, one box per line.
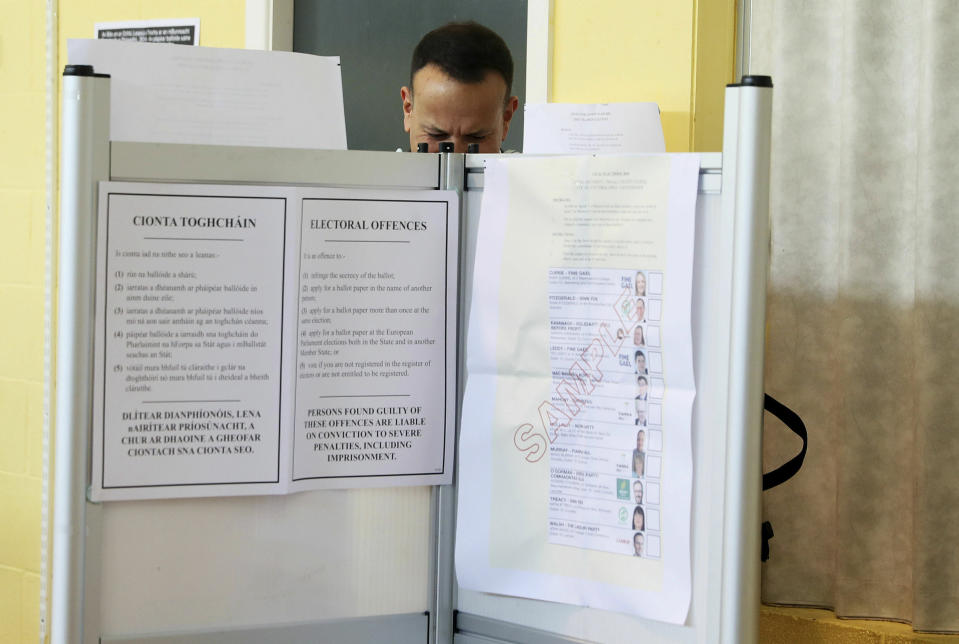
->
[42, 0, 59, 639]
[525, 0, 553, 103]
[245, 0, 293, 51]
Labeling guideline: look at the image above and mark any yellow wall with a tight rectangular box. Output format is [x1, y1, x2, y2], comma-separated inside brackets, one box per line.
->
[551, 0, 737, 152]
[691, 0, 737, 151]
[0, 0, 47, 639]
[0, 3, 244, 642]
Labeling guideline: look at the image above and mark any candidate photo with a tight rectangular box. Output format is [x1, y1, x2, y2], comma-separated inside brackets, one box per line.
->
[634, 349, 647, 375]
[634, 271, 646, 297]
[634, 398, 647, 426]
[636, 376, 648, 400]
[631, 450, 645, 477]
[633, 324, 645, 346]
[634, 297, 646, 323]
[632, 505, 645, 531]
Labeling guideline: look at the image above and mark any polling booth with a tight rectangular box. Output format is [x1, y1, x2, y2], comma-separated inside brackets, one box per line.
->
[51, 43, 771, 644]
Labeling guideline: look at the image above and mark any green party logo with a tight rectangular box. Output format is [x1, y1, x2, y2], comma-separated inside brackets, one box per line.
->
[618, 507, 628, 523]
[616, 478, 630, 500]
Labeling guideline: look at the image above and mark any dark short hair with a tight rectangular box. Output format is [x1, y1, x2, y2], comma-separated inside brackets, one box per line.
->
[411, 21, 514, 98]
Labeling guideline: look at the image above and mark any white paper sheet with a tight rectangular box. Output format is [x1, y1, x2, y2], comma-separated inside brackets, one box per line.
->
[94, 188, 288, 495]
[90, 182, 457, 501]
[289, 192, 457, 487]
[455, 154, 699, 623]
[67, 39, 346, 149]
[523, 103, 665, 154]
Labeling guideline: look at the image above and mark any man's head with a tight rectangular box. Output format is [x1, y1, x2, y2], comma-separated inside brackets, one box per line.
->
[401, 22, 518, 153]
[636, 428, 646, 452]
[633, 479, 643, 504]
[634, 531, 644, 556]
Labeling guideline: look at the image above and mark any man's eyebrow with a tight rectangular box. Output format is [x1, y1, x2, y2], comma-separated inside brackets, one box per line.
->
[421, 125, 494, 138]
[465, 129, 494, 138]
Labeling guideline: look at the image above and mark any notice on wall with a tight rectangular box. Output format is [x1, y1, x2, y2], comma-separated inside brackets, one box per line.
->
[455, 154, 698, 623]
[523, 103, 665, 154]
[90, 183, 458, 501]
[96, 18, 200, 45]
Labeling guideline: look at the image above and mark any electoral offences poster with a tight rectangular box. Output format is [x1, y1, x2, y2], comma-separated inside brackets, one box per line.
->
[90, 183, 458, 501]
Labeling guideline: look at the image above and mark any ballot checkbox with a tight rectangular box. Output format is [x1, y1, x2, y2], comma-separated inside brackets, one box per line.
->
[646, 326, 661, 347]
[646, 507, 661, 531]
[646, 454, 662, 478]
[648, 351, 663, 373]
[647, 272, 663, 296]
[650, 376, 664, 398]
[648, 403, 662, 425]
[647, 299, 662, 321]
[646, 533, 661, 558]
[648, 429, 663, 452]
[646, 481, 661, 504]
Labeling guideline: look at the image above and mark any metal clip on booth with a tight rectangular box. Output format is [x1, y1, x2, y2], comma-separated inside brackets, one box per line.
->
[52, 65, 772, 644]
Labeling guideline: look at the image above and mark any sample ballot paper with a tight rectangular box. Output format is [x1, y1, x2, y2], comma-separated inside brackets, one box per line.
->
[90, 183, 458, 501]
[456, 154, 699, 622]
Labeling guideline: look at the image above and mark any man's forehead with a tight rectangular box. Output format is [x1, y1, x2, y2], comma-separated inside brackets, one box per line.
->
[418, 113, 494, 136]
[411, 64, 508, 104]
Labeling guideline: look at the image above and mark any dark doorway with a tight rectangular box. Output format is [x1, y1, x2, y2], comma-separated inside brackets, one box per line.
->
[294, 0, 527, 152]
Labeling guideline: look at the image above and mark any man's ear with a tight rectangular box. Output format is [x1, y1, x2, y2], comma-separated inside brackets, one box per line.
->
[401, 86, 414, 133]
[501, 95, 520, 140]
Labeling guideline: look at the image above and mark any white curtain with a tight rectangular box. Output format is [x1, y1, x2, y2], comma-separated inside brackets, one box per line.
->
[751, 1, 959, 631]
